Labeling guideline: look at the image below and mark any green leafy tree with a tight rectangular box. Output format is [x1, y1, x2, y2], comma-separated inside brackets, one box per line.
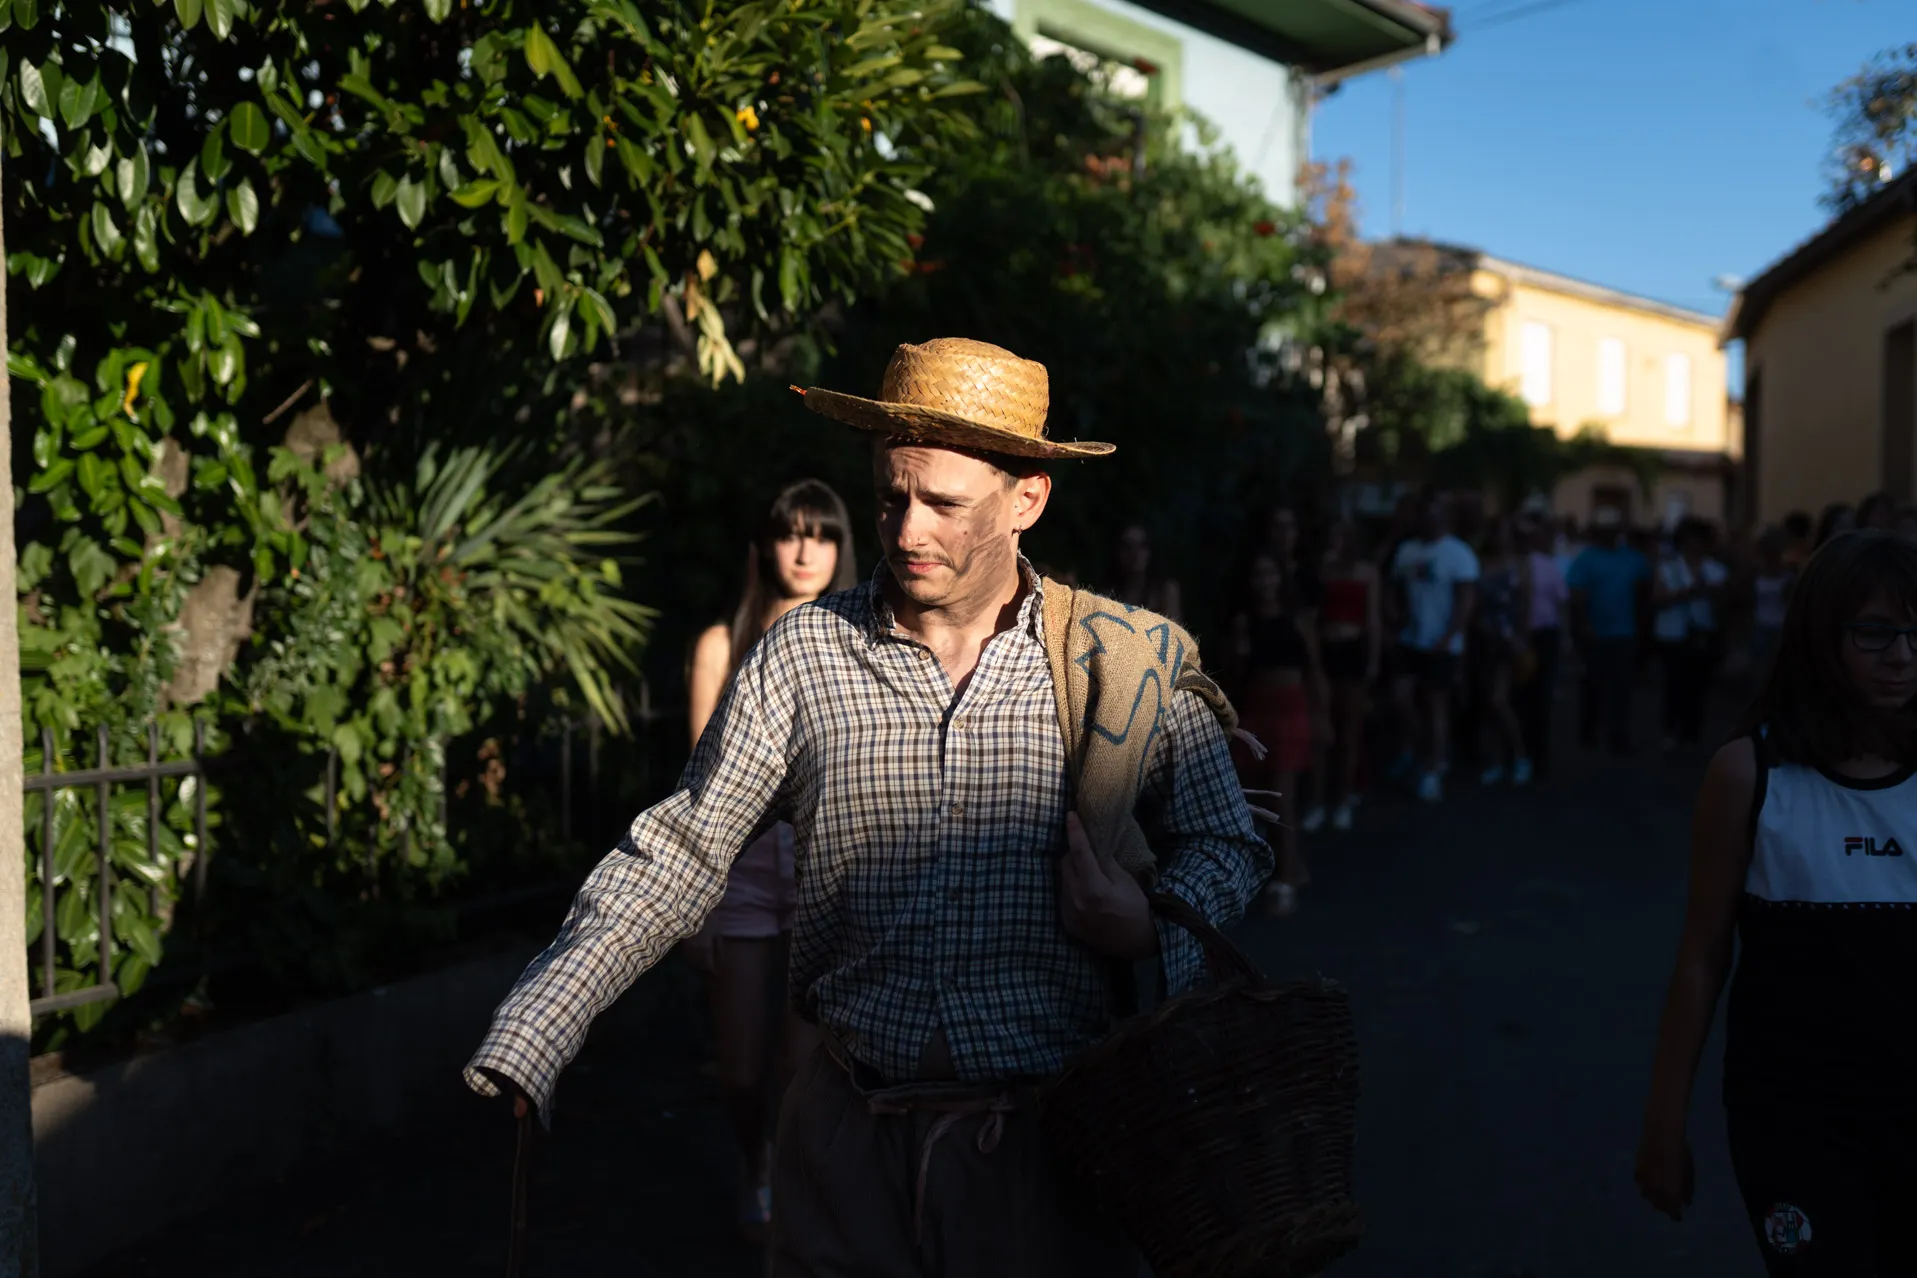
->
[3, 0, 981, 1032]
[1825, 42, 1917, 213]
[801, 12, 1321, 634]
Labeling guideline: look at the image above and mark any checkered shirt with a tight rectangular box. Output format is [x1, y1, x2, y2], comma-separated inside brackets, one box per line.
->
[465, 565, 1271, 1123]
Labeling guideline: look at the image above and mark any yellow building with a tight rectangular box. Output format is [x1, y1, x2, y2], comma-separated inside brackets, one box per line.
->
[1452, 248, 1734, 527]
[1722, 174, 1917, 524]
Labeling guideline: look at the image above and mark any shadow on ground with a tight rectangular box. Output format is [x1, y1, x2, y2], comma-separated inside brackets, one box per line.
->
[79, 681, 1758, 1277]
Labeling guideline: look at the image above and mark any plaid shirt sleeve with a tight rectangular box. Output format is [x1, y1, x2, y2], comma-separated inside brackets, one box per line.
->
[1141, 688, 1273, 994]
[463, 629, 797, 1125]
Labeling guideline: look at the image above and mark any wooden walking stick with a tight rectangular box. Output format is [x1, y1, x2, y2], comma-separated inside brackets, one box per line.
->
[506, 1098, 534, 1277]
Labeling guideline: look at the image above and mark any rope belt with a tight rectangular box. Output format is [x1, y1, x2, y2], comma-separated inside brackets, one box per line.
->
[820, 1028, 1032, 1244]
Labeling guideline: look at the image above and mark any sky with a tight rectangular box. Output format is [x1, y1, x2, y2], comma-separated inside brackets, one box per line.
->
[1309, 0, 1913, 328]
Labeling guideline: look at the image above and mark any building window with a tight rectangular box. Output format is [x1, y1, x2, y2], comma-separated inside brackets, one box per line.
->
[1028, 33, 1152, 99]
[1597, 337, 1627, 417]
[1664, 353, 1693, 428]
[1520, 321, 1553, 408]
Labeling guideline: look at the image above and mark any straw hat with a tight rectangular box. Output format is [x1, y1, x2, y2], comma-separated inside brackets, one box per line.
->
[795, 338, 1115, 460]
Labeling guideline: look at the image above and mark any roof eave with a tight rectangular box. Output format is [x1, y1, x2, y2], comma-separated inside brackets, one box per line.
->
[1725, 173, 1917, 347]
[1313, 0, 1453, 78]
[1313, 28, 1448, 85]
[1127, 0, 1452, 78]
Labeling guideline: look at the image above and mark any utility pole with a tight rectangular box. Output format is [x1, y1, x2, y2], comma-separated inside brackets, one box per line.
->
[0, 154, 41, 1276]
[1389, 65, 1406, 238]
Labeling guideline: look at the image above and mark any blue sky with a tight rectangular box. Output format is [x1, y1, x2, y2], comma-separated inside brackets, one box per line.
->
[1309, 0, 1912, 323]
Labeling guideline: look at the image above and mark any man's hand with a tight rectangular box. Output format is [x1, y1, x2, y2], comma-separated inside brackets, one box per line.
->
[475, 1066, 535, 1123]
[1058, 811, 1159, 960]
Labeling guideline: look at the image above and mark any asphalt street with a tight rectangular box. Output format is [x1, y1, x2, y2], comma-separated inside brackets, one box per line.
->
[80, 686, 1761, 1277]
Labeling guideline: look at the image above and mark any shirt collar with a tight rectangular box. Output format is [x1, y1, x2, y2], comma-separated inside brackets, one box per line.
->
[864, 557, 1047, 647]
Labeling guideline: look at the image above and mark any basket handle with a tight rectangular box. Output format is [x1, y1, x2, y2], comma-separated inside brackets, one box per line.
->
[1147, 891, 1266, 988]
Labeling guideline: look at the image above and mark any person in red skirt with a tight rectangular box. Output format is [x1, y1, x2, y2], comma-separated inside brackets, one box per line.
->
[1229, 550, 1325, 916]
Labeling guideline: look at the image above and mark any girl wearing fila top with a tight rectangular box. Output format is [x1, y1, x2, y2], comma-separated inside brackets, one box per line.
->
[1637, 530, 1917, 1275]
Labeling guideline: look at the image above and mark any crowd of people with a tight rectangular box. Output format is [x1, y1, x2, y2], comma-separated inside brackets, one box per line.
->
[464, 335, 1917, 1275]
[671, 476, 1917, 1234]
[667, 462, 1917, 1250]
[1103, 486, 1917, 921]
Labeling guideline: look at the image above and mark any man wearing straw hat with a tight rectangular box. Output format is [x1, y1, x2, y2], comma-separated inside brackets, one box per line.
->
[465, 338, 1272, 1275]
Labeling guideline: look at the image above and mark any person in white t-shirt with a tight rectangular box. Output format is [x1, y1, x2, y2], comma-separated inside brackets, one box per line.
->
[1650, 517, 1729, 748]
[1388, 493, 1480, 802]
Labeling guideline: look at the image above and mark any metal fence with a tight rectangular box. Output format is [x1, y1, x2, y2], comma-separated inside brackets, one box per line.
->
[28, 724, 207, 1018]
[22, 691, 683, 1023]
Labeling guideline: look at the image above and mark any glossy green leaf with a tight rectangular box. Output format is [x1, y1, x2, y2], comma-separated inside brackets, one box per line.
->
[90, 204, 125, 261]
[369, 169, 398, 209]
[395, 176, 426, 229]
[11, 250, 62, 288]
[119, 913, 163, 967]
[58, 74, 101, 132]
[131, 203, 159, 272]
[173, 0, 201, 29]
[547, 302, 572, 360]
[200, 125, 230, 182]
[583, 133, 605, 187]
[206, 0, 235, 40]
[209, 343, 239, 387]
[229, 101, 270, 154]
[175, 164, 218, 226]
[579, 287, 616, 337]
[28, 460, 74, 494]
[115, 144, 150, 209]
[448, 179, 501, 208]
[423, 0, 451, 20]
[683, 113, 716, 170]
[226, 179, 259, 235]
[523, 24, 583, 99]
[54, 880, 91, 944]
[19, 60, 49, 118]
[75, 453, 108, 499]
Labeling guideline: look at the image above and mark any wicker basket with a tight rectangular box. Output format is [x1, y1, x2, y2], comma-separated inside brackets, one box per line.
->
[1040, 893, 1361, 1278]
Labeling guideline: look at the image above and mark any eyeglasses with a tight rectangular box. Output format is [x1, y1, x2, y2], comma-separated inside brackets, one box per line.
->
[1845, 623, 1917, 654]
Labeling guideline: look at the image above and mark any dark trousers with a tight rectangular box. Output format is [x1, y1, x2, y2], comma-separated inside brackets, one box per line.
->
[1516, 627, 1561, 772]
[1581, 637, 1637, 754]
[1727, 1105, 1917, 1275]
[1658, 638, 1718, 745]
[770, 1045, 1137, 1278]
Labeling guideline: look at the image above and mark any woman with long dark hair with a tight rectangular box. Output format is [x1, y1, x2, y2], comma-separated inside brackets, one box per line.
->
[1228, 550, 1323, 915]
[1308, 519, 1379, 831]
[1637, 531, 1917, 1270]
[686, 479, 857, 1241]
[1471, 515, 1531, 785]
[1650, 517, 1728, 749]
[1110, 521, 1182, 621]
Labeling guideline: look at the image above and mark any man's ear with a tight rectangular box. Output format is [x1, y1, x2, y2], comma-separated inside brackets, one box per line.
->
[1010, 470, 1052, 534]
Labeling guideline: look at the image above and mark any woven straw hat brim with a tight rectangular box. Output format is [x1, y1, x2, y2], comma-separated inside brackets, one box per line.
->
[802, 387, 1115, 460]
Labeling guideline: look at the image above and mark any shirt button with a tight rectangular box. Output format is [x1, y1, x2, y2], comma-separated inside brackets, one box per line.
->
[917, 648, 931, 661]
[950, 801, 965, 817]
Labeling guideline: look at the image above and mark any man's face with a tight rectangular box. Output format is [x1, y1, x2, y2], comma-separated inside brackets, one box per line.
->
[873, 443, 1048, 608]
[1418, 501, 1446, 541]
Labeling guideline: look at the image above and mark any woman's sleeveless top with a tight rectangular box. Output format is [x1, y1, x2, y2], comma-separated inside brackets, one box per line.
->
[1320, 577, 1368, 627]
[1724, 734, 1917, 1111]
[1474, 565, 1519, 641]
